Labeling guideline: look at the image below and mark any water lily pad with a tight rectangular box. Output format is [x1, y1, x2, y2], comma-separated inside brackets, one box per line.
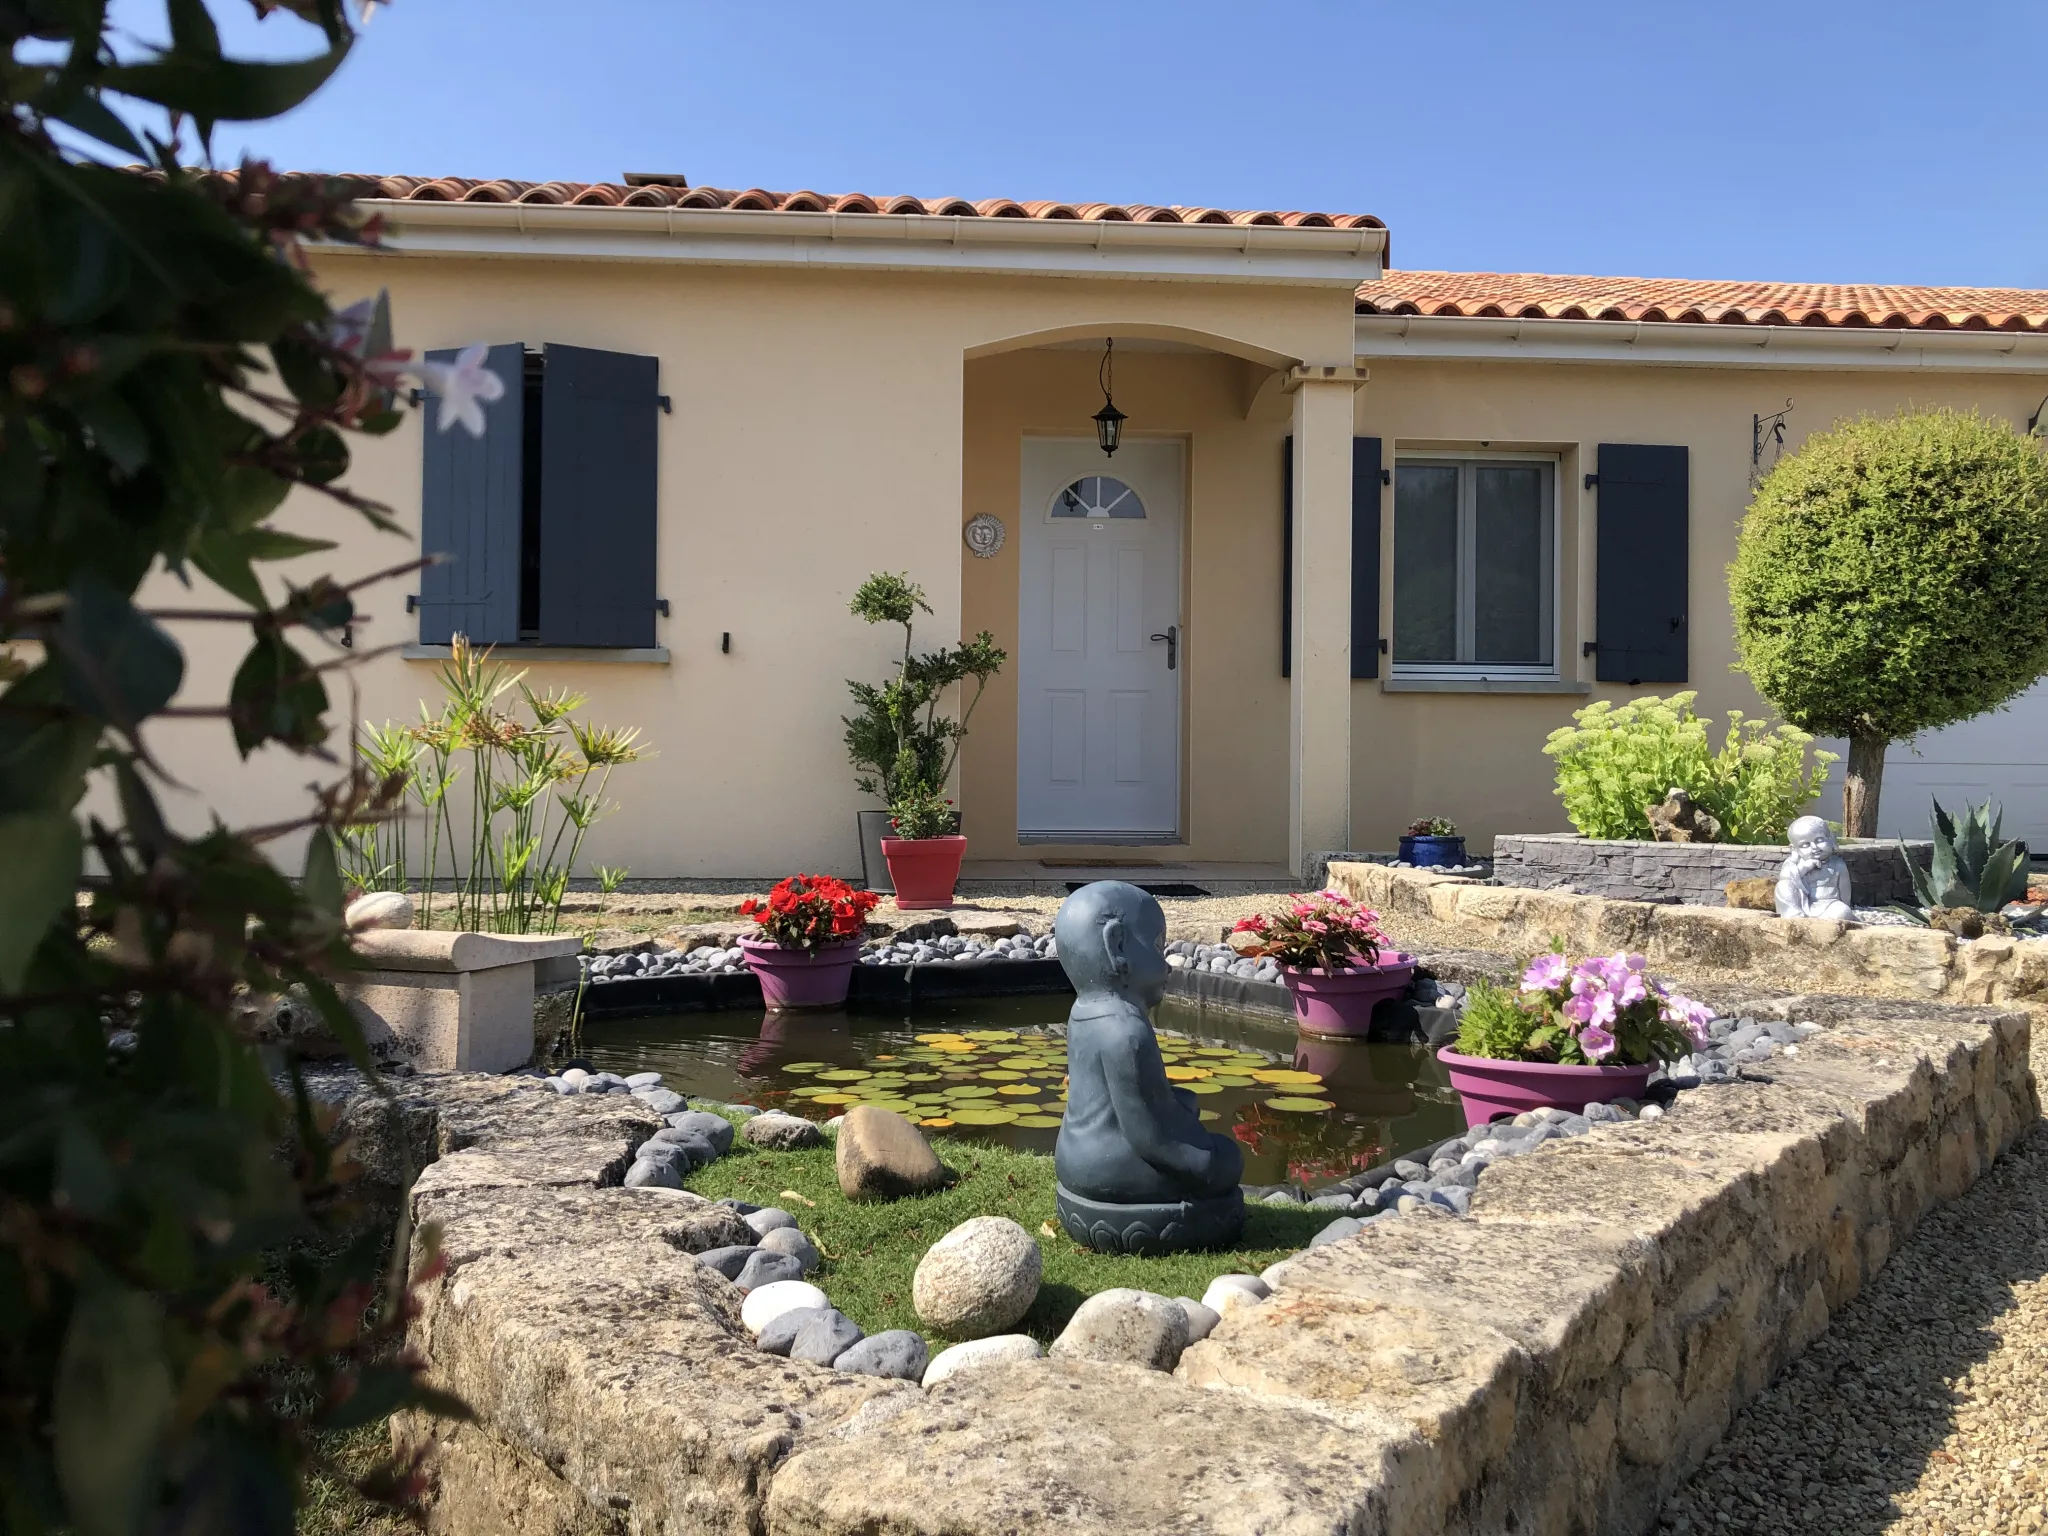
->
[812, 1092, 860, 1105]
[920, 1117, 955, 1128]
[816, 1069, 872, 1082]
[861, 1099, 917, 1115]
[1251, 1069, 1323, 1086]
[1163, 1066, 1210, 1081]
[995, 1084, 1040, 1097]
[1015, 1114, 1063, 1128]
[781, 1062, 829, 1073]
[1199, 1109, 1222, 1122]
[902, 1072, 941, 1082]
[907, 1092, 950, 1104]
[1183, 1081, 1224, 1095]
[1207, 1075, 1255, 1088]
[946, 1086, 998, 1099]
[997, 1057, 1042, 1070]
[947, 1107, 1020, 1125]
[966, 1030, 1017, 1041]
[978, 1070, 1025, 1082]
[1193, 1046, 1238, 1057]
[1264, 1096, 1335, 1113]
[916, 1033, 966, 1044]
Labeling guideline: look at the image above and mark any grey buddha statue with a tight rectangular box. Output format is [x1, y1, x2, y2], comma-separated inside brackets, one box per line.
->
[1052, 881, 1245, 1254]
[1774, 814, 1854, 920]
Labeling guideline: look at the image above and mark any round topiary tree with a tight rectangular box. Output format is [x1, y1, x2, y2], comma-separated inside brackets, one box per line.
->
[1730, 408, 2048, 837]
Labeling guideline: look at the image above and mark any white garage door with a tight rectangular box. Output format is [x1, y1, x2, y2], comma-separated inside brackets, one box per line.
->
[1819, 677, 2048, 847]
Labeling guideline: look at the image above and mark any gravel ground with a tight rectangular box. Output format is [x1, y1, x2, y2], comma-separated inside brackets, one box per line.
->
[1657, 1026, 2048, 1536]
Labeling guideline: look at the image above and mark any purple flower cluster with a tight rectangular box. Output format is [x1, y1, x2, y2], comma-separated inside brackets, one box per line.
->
[1519, 950, 1713, 1065]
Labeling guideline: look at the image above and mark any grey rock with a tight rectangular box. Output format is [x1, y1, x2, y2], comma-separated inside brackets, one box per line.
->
[624, 1071, 663, 1089]
[664, 1110, 736, 1154]
[912, 1216, 1042, 1340]
[1174, 1299, 1220, 1342]
[657, 1206, 755, 1253]
[791, 1308, 865, 1367]
[757, 1225, 820, 1273]
[756, 1304, 829, 1356]
[1583, 1102, 1627, 1123]
[1307, 1192, 1353, 1210]
[836, 1105, 950, 1201]
[1429, 1186, 1473, 1215]
[1432, 1163, 1481, 1190]
[696, 1244, 759, 1280]
[623, 1159, 682, 1190]
[1048, 1288, 1189, 1372]
[654, 1130, 718, 1170]
[834, 1330, 929, 1381]
[632, 1139, 688, 1168]
[717, 1197, 762, 1215]
[745, 1206, 799, 1237]
[743, 1113, 825, 1151]
[1393, 1158, 1429, 1180]
[633, 1087, 686, 1116]
[1556, 1114, 1593, 1136]
[1309, 1216, 1364, 1247]
[734, 1249, 807, 1293]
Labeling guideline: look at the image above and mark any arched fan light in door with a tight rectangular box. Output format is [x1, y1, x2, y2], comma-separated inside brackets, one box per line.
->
[1092, 336, 1125, 457]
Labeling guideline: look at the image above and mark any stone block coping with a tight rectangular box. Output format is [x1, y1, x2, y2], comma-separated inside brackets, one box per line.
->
[1492, 833, 1930, 908]
[341, 982, 2037, 1535]
[351, 930, 583, 974]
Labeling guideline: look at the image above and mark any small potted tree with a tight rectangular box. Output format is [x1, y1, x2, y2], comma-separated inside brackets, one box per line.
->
[1437, 952, 1711, 1126]
[1399, 816, 1466, 869]
[843, 571, 1005, 905]
[738, 874, 881, 1009]
[1229, 891, 1415, 1036]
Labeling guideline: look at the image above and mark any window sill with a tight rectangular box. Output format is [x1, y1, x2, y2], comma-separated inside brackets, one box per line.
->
[1381, 676, 1589, 694]
[401, 643, 671, 664]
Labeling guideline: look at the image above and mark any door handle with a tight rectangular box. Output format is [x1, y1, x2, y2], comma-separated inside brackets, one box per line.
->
[1149, 624, 1178, 671]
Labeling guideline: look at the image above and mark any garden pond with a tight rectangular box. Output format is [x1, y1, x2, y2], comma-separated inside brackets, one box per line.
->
[580, 995, 1464, 1187]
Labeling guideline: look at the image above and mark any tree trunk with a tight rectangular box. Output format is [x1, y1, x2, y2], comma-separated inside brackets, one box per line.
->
[1844, 731, 1888, 840]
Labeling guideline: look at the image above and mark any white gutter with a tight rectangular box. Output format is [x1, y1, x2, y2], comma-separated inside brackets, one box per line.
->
[349, 199, 1386, 287]
[1354, 312, 2048, 373]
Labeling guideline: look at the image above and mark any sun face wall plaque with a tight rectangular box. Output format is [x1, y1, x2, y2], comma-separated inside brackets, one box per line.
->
[963, 513, 1007, 559]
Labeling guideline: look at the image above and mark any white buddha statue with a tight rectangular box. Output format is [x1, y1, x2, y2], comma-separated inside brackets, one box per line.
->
[1775, 815, 1853, 920]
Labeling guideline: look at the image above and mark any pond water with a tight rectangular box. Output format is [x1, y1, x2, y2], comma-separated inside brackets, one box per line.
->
[580, 996, 1465, 1187]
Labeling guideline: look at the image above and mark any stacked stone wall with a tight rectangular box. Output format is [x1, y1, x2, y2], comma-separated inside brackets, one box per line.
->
[1491, 833, 1929, 907]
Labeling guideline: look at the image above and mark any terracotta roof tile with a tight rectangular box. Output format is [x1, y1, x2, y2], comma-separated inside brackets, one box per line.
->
[1357, 270, 2048, 334]
[172, 169, 1386, 232]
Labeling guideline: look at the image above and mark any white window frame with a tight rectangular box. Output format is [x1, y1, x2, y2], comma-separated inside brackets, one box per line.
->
[1390, 450, 1560, 682]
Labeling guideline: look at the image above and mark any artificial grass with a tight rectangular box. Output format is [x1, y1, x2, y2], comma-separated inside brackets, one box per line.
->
[680, 1122, 1329, 1342]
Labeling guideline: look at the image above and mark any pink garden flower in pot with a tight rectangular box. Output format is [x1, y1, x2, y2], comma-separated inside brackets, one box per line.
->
[1229, 891, 1415, 1037]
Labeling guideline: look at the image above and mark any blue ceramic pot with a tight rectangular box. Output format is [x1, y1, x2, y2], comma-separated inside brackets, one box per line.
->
[1398, 834, 1467, 869]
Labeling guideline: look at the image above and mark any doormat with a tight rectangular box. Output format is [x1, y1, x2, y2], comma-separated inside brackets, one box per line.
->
[1065, 881, 1211, 899]
[1041, 858, 1164, 869]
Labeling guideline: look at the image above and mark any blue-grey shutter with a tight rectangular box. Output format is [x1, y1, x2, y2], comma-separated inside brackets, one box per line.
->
[417, 343, 523, 645]
[537, 344, 661, 648]
[1352, 436, 1382, 680]
[1281, 434, 1382, 678]
[1594, 444, 1689, 684]
[1281, 434, 1293, 677]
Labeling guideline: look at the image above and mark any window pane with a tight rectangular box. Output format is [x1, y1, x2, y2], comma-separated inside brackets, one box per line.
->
[1473, 466, 1550, 665]
[1053, 475, 1144, 518]
[1394, 465, 1459, 662]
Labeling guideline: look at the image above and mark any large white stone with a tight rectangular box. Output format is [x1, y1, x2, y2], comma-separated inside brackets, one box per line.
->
[740, 1279, 828, 1335]
[345, 890, 415, 932]
[1201, 1274, 1270, 1321]
[912, 1216, 1042, 1340]
[921, 1334, 1042, 1388]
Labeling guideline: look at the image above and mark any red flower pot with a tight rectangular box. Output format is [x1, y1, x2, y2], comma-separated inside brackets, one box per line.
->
[880, 834, 968, 910]
[1280, 952, 1416, 1037]
[1435, 1047, 1655, 1129]
[739, 938, 861, 1010]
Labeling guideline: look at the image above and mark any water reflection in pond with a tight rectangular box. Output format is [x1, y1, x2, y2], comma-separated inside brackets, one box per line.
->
[580, 995, 1464, 1185]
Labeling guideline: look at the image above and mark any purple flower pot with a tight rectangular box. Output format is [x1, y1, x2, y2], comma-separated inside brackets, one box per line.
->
[739, 938, 860, 1010]
[1436, 1046, 1656, 1129]
[1280, 952, 1417, 1037]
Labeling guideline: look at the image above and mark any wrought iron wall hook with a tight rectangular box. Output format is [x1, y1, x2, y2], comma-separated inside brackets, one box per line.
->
[1752, 398, 1794, 487]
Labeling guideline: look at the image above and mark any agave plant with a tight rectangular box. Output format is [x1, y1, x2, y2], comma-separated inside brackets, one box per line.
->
[1900, 798, 2031, 917]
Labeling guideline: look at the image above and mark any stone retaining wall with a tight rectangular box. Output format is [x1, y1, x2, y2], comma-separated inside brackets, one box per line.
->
[1331, 861, 2048, 1010]
[351, 983, 2037, 1535]
[1492, 834, 1929, 907]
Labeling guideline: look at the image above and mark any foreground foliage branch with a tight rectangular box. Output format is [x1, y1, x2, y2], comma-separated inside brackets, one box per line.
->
[0, 4, 471, 1532]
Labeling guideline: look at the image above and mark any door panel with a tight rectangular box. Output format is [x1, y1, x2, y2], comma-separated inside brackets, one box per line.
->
[1017, 438, 1183, 840]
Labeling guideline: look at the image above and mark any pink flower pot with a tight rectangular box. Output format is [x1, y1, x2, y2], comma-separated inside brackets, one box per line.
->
[881, 834, 968, 910]
[739, 938, 861, 1010]
[1280, 952, 1417, 1037]
[1436, 1047, 1656, 1129]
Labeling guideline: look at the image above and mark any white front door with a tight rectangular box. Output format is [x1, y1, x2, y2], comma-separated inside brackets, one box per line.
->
[1016, 437, 1183, 842]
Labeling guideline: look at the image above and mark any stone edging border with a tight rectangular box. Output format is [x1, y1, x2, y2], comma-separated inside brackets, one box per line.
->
[343, 985, 2037, 1535]
[1330, 860, 2048, 1008]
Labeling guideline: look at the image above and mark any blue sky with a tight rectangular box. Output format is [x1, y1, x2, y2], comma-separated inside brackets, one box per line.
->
[131, 0, 2048, 287]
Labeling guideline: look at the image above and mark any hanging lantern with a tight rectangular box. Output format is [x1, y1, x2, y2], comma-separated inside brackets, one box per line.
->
[1093, 336, 1125, 457]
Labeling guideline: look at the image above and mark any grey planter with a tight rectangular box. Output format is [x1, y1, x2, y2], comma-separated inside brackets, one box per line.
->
[857, 810, 895, 894]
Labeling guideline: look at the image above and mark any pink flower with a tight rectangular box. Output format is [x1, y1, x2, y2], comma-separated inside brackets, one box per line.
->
[1520, 953, 1569, 993]
[1578, 1024, 1617, 1062]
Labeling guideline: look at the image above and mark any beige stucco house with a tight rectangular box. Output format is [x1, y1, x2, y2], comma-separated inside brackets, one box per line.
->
[149, 174, 2048, 880]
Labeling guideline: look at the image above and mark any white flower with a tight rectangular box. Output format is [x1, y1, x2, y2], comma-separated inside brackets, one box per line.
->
[413, 343, 505, 437]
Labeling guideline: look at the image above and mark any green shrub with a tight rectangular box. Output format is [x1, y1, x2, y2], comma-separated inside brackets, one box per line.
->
[1543, 691, 1835, 843]
[1731, 409, 2048, 835]
[843, 572, 1005, 803]
[1901, 797, 2030, 917]
[1452, 979, 1543, 1060]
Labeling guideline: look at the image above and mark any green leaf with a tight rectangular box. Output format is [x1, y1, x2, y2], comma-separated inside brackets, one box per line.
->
[227, 634, 327, 756]
[55, 1281, 174, 1536]
[44, 89, 147, 159]
[166, 0, 222, 57]
[54, 574, 184, 733]
[101, 35, 349, 123]
[190, 524, 337, 611]
[320, 1365, 421, 1432]
[0, 810, 82, 989]
[302, 824, 343, 922]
